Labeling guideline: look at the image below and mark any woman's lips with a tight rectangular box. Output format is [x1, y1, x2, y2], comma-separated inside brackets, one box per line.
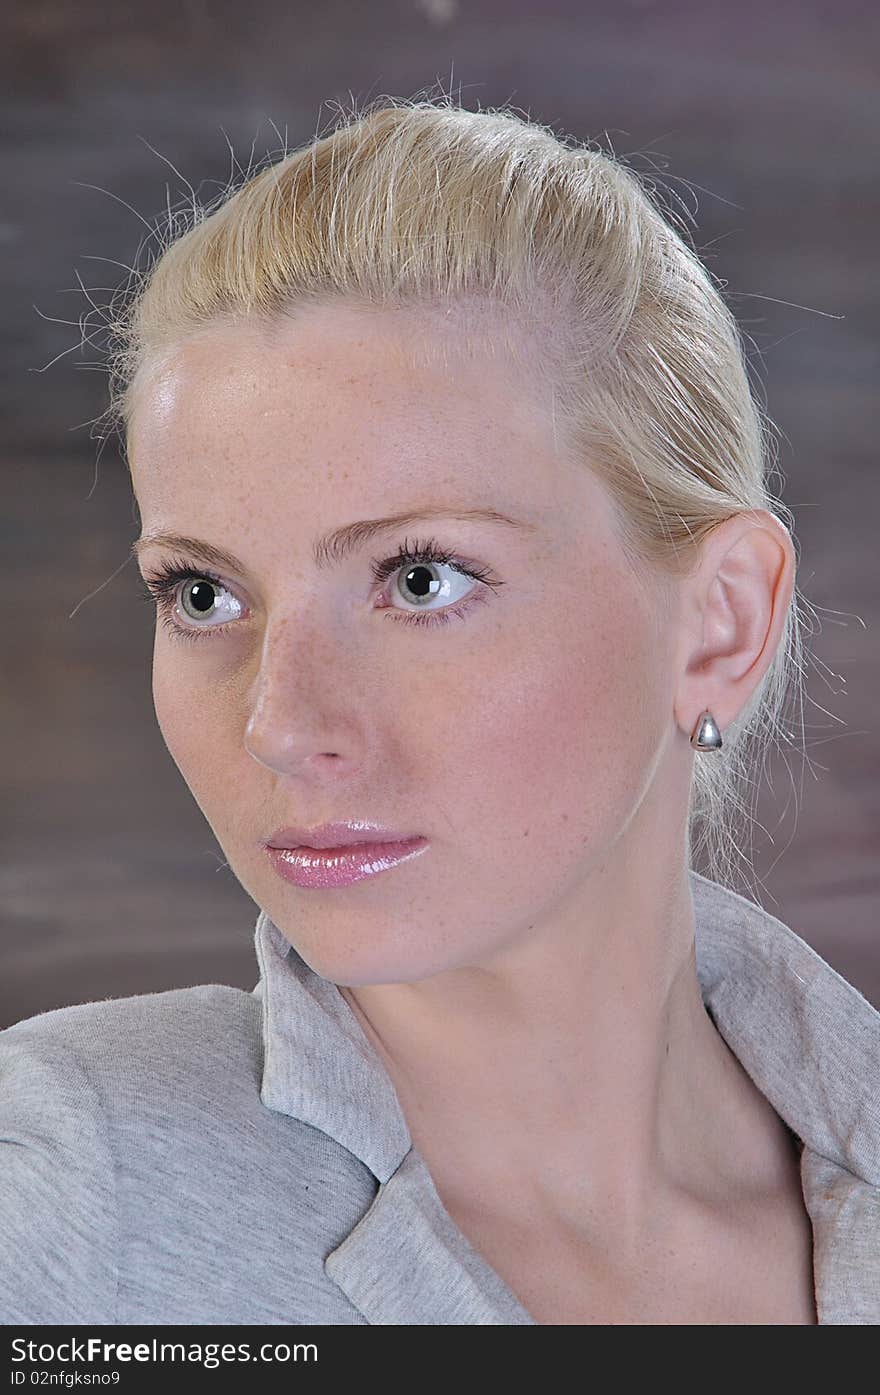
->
[266, 836, 429, 888]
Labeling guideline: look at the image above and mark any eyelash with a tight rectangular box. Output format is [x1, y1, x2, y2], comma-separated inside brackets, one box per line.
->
[138, 535, 503, 646]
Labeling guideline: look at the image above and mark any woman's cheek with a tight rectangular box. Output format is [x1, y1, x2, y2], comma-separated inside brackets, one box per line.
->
[446, 597, 662, 866]
[151, 650, 218, 798]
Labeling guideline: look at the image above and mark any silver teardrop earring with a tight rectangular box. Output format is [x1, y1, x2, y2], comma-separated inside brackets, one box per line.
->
[690, 709, 723, 751]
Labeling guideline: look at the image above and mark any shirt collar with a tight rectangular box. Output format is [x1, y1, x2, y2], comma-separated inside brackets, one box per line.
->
[252, 908, 411, 1182]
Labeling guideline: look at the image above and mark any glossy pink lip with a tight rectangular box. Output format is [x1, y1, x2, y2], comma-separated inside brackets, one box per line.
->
[263, 821, 418, 851]
[266, 837, 429, 888]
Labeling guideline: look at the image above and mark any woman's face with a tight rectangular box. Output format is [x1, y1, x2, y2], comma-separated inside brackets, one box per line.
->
[128, 301, 681, 985]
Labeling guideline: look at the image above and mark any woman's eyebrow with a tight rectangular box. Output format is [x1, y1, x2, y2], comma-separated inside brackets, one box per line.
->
[131, 507, 536, 575]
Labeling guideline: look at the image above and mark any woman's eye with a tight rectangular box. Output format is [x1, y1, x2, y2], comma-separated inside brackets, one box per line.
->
[369, 534, 500, 627]
[388, 558, 475, 613]
[177, 577, 244, 627]
[139, 564, 246, 644]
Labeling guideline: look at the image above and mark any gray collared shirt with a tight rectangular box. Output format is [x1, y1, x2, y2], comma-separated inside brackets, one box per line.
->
[1, 869, 878, 1324]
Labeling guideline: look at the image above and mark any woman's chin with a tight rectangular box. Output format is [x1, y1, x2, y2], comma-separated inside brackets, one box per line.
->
[286, 936, 455, 988]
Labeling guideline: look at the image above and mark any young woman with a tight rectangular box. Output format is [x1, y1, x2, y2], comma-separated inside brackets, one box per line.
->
[3, 98, 877, 1326]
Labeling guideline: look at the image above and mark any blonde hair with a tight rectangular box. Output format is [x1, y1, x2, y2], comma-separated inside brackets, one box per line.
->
[100, 95, 809, 897]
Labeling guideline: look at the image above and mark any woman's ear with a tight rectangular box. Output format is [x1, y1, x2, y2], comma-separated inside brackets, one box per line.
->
[673, 509, 796, 740]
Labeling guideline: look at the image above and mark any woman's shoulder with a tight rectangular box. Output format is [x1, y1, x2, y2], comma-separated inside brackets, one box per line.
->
[1, 980, 264, 1107]
[0, 982, 378, 1326]
[0, 978, 373, 1186]
[3, 977, 262, 1049]
[0, 983, 279, 1212]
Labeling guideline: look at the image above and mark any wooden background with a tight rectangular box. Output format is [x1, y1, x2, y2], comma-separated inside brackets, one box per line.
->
[2, 0, 877, 1028]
